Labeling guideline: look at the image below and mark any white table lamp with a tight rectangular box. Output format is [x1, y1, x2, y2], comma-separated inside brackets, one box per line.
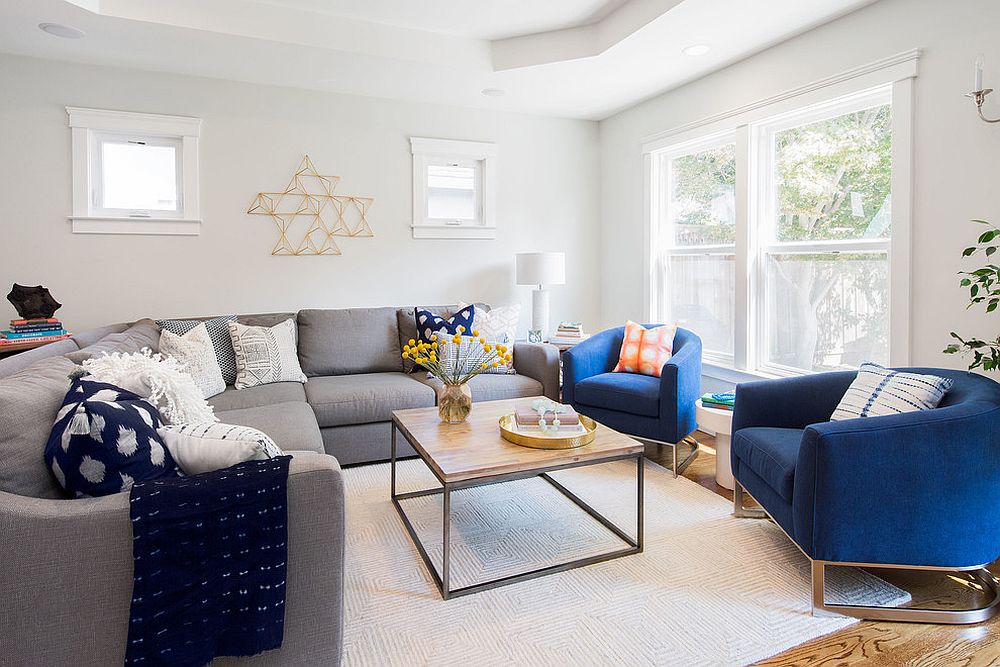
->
[515, 252, 565, 341]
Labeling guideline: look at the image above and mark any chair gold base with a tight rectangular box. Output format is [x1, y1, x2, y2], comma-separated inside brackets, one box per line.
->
[734, 482, 1000, 624]
[634, 435, 699, 478]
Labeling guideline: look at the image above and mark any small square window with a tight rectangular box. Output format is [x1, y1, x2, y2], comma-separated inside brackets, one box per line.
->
[68, 107, 201, 235]
[410, 137, 496, 239]
[95, 134, 183, 217]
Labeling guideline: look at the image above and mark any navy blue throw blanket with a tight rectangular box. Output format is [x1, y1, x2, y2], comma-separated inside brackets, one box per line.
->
[126, 456, 292, 666]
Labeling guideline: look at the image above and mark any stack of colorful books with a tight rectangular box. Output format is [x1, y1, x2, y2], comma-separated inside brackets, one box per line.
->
[700, 392, 736, 411]
[549, 322, 590, 346]
[0, 317, 70, 348]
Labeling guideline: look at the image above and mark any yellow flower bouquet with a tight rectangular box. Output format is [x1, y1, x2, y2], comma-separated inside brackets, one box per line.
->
[401, 327, 513, 423]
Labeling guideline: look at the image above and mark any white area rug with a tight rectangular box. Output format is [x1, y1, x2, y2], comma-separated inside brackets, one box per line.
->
[341, 458, 908, 666]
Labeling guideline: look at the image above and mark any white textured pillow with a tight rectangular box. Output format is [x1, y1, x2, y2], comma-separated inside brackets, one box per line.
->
[228, 318, 307, 390]
[158, 422, 283, 475]
[831, 363, 954, 420]
[458, 301, 520, 344]
[159, 323, 226, 399]
[81, 348, 217, 425]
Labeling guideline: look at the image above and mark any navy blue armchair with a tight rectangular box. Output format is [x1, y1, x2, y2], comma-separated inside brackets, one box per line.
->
[563, 326, 702, 475]
[732, 368, 1000, 623]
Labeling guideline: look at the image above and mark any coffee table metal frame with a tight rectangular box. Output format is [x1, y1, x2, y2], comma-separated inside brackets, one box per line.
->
[390, 420, 644, 600]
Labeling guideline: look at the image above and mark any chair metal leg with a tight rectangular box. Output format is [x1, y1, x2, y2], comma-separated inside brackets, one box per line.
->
[811, 559, 1000, 624]
[636, 435, 699, 478]
[732, 481, 767, 518]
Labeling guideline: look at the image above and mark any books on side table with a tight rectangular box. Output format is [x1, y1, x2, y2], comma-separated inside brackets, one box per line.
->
[548, 321, 590, 347]
[0, 317, 70, 348]
[700, 392, 735, 411]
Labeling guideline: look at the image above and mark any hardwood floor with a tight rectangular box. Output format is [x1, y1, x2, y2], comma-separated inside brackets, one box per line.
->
[645, 434, 1000, 667]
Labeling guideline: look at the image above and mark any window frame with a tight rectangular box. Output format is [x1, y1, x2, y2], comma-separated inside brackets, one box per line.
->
[651, 130, 738, 368]
[642, 51, 916, 381]
[410, 136, 497, 239]
[67, 107, 202, 235]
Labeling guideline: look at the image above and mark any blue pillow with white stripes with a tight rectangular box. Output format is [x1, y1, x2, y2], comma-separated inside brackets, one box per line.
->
[831, 363, 954, 421]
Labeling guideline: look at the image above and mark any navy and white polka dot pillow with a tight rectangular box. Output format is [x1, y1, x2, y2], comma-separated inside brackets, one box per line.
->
[44, 378, 180, 497]
[414, 305, 476, 345]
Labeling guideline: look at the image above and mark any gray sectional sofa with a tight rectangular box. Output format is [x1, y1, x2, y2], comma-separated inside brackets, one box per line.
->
[0, 304, 560, 665]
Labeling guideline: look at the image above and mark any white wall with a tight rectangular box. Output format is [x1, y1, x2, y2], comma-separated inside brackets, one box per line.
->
[0, 54, 600, 333]
[599, 0, 1000, 372]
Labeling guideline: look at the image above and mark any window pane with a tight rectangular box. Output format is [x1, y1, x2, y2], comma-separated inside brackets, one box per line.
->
[102, 141, 178, 211]
[773, 104, 892, 242]
[668, 143, 736, 246]
[765, 252, 888, 372]
[427, 164, 476, 220]
[665, 253, 735, 356]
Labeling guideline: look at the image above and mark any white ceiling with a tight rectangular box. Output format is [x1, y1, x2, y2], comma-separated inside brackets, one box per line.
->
[0, 0, 880, 120]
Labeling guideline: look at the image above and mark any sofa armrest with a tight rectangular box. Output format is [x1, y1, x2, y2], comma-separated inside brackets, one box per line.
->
[0, 452, 346, 666]
[562, 328, 623, 405]
[733, 371, 857, 433]
[791, 403, 1000, 567]
[659, 329, 702, 441]
[513, 342, 561, 401]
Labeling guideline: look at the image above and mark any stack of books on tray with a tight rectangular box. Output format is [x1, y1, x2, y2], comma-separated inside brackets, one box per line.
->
[513, 403, 585, 434]
[701, 392, 736, 411]
[0, 317, 70, 348]
[548, 322, 590, 347]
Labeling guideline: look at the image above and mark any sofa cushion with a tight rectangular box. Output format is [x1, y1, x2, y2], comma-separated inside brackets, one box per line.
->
[208, 382, 307, 412]
[213, 402, 324, 454]
[65, 319, 161, 363]
[731, 427, 804, 503]
[71, 323, 128, 349]
[574, 372, 660, 418]
[0, 338, 79, 379]
[238, 312, 296, 328]
[304, 373, 435, 427]
[413, 373, 543, 403]
[0, 356, 77, 498]
[297, 308, 402, 376]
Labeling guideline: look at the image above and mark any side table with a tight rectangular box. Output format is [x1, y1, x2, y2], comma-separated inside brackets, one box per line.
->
[696, 400, 734, 490]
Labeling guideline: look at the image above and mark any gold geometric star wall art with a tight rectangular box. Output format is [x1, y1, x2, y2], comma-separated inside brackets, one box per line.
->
[247, 155, 374, 256]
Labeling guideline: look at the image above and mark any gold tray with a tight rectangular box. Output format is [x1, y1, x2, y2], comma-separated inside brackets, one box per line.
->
[498, 413, 598, 450]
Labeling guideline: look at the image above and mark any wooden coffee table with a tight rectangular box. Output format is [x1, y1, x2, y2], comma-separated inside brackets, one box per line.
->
[390, 397, 645, 599]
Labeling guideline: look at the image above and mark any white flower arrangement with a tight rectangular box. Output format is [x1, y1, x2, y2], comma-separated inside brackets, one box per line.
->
[81, 347, 218, 425]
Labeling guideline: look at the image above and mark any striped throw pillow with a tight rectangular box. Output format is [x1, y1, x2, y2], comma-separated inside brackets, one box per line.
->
[831, 363, 953, 421]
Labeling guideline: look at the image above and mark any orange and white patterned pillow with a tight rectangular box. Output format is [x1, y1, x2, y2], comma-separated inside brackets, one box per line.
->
[613, 321, 676, 377]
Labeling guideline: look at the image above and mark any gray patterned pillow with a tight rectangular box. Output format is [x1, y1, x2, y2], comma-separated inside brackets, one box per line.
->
[228, 318, 306, 390]
[156, 316, 238, 385]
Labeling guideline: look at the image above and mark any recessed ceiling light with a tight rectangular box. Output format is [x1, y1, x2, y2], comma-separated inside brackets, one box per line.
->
[38, 23, 85, 39]
[682, 44, 711, 57]
[481, 88, 506, 97]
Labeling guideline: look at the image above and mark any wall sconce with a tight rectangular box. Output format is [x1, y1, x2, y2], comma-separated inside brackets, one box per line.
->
[968, 55, 1000, 124]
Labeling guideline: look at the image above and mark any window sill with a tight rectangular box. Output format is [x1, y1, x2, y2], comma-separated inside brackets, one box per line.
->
[702, 362, 798, 385]
[411, 224, 496, 240]
[70, 216, 201, 236]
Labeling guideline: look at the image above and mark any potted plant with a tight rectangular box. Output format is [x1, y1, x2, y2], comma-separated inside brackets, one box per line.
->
[944, 220, 1000, 370]
[402, 328, 513, 423]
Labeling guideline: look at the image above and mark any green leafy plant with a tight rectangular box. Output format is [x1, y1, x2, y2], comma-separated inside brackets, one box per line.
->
[944, 220, 1000, 371]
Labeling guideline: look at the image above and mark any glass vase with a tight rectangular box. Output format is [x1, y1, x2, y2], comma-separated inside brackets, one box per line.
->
[437, 383, 473, 424]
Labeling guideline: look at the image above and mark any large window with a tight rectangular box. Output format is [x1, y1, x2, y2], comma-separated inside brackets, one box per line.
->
[653, 135, 737, 363]
[648, 82, 907, 377]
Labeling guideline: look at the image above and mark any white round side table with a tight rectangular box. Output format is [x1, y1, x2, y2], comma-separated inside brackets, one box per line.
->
[696, 399, 735, 490]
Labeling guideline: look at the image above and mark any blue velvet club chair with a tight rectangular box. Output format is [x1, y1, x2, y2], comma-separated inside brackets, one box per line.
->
[731, 369, 1000, 623]
[563, 326, 702, 475]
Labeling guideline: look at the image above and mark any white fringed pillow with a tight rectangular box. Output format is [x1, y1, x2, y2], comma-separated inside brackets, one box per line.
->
[157, 422, 283, 475]
[81, 348, 218, 425]
[159, 323, 226, 399]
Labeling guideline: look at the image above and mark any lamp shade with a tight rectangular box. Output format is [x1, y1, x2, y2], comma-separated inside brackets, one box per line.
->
[515, 252, 565, 286]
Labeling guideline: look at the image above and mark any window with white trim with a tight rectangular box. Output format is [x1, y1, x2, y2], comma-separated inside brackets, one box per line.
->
[648, 82, 907, 377]
[410, 137, 496, 239]
[68, 107, 201, 235]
